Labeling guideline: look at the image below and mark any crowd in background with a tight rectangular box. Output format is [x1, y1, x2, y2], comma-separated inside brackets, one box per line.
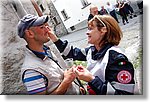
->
[88, 0, 143, 25]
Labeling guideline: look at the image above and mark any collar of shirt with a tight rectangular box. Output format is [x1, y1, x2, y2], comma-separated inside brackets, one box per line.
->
[91, 43, 113, 60]
[26, 45, 51, 60]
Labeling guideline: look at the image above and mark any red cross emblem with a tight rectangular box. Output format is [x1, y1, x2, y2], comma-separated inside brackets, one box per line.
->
[117, 70, 132, 84]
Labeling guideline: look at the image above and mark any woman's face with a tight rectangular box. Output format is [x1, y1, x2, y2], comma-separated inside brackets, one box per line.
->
[86, 21, 103, 45]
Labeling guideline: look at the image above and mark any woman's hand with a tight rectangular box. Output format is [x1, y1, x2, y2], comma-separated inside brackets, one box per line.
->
[73, 65, 95, 82]
[46, 26, 58, 42]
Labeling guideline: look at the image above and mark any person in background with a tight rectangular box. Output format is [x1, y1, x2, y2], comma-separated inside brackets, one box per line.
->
[106, 2, 119, 23]
[17, 14, 80, 95]
[99, 6, 108, 15]
[48, 15, 136, 95]
[88, 5, 101, 21]
[117, 1, 129, 25]
[122, 0, 137, 19]
[137, 0, 143, 14]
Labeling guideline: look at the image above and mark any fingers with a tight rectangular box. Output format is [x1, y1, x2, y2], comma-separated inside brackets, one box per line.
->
[77, 66, 84, 72]
[72, 65, 77, 73]
[72, 65, 85, 74]
[65, 68, 76, 77]
[46, 26, 54, 35]
[46, 26, 52, 31]
[64, 69, 76, 80]
[71, 65, 76, 69]
[73, 68, 79, 78]
[46, 27, 58, 42]
[65, 65, 86, 80]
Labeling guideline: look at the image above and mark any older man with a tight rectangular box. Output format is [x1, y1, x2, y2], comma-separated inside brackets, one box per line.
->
[88, 5, 101, 21]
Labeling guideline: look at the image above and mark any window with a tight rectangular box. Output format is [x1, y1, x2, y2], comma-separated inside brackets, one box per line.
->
[40, 4, 45, 12]
[80, 0, 90, 7]
[61, 9, 70, 21]
[52, 17, 60, 25]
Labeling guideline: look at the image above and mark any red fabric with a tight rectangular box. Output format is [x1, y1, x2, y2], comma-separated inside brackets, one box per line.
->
[87, 85, 96, 95]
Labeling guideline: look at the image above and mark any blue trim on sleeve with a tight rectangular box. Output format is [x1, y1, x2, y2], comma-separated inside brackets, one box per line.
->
[28, 87, 46, 94]
[23, 75, 44, 83]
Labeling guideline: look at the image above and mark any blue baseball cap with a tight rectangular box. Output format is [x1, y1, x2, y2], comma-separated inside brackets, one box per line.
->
[17, 14, 49, 38]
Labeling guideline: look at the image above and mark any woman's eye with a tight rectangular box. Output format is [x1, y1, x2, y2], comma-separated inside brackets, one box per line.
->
[88, 27, 92, 30]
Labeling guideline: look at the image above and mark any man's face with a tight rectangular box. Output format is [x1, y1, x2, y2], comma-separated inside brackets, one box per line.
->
[91, 7, 98, 16]
[29, 24, 50, 44]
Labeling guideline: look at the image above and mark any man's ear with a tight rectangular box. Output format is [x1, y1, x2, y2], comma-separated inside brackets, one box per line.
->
[25, 29, 34, 38]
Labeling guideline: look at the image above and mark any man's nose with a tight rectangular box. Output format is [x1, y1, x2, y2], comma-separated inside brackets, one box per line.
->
[45, 26, 50, 31]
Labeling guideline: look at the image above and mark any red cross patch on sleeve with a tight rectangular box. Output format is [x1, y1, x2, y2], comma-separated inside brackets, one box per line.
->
[117, 70, 132, 84]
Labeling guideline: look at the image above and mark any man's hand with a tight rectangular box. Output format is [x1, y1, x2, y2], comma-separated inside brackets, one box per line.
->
[63, 68, 76, 84]
[51, 67, 76, 95]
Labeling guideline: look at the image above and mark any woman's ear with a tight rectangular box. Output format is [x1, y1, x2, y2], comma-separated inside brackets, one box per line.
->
[101, 27, 107, 33]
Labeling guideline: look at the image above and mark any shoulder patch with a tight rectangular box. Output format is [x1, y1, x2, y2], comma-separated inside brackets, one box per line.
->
[117, 70, 132, 84]
[108, 50, 128, 65]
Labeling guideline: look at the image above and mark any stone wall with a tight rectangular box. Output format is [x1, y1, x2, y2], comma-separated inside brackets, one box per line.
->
[0, 0, 38, 94]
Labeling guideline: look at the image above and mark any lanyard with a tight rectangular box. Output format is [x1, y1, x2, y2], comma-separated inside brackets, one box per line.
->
[30, 46, 63, 69]
[44, 48, 63, 69]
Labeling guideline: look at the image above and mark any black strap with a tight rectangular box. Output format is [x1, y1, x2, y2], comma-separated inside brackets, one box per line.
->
[45, 47, 86, 94]
[73, 78, 86, 95]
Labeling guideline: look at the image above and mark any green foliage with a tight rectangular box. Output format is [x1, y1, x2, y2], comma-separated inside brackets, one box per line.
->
[74, 60, 87, 67]
[133, 48, 142, 69]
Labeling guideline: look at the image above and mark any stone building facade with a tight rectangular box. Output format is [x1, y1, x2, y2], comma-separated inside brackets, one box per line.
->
[0, 0, 67, 94]
[46, 0, 68, 36]
[34, 0, 68, 37]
